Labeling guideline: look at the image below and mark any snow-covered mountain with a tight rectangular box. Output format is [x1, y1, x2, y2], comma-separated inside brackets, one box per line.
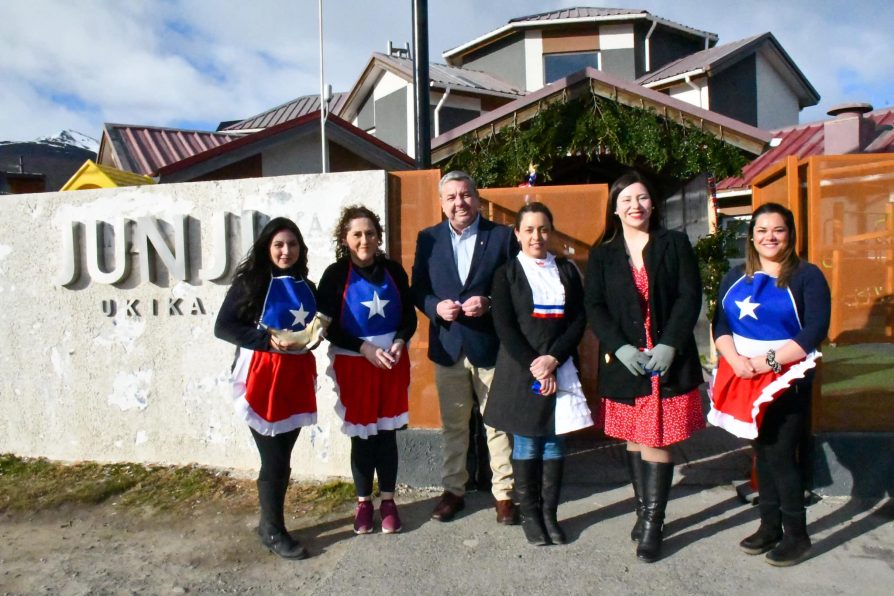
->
[33, 130, 100, 153]
[1, 130, 99, 193]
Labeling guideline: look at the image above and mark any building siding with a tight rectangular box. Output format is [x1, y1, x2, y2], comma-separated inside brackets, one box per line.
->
[647, 26, 707, 75]
[463, 33, 527, 91]
[755, 52, 800, 129]
[709, 55, 758, 127]
[375, 87, 408, 153]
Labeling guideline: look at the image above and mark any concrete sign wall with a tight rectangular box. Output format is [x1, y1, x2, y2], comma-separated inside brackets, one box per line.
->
[0, 171, 388, 480]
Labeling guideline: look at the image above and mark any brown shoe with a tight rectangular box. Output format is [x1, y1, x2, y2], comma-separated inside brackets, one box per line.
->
[495, 499, 519, 525]
[431, 491, 465, 522]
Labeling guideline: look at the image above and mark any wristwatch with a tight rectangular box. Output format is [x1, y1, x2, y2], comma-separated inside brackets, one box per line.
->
[766, 349, 782, 374]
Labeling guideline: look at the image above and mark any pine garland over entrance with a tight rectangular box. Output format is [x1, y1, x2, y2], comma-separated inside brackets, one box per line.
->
[442, 94, 749, 187]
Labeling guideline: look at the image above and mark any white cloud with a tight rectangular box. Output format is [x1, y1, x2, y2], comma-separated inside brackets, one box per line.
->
[0, 0, 891, 141]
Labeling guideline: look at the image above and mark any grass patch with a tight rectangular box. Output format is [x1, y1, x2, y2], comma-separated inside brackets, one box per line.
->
[0, 454, 355, 516]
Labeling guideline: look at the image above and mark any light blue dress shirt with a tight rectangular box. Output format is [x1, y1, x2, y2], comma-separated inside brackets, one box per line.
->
[449, 215, 480, 285]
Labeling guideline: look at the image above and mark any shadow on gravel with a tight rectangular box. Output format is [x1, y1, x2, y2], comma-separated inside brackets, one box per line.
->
[808, 497, 894, 562]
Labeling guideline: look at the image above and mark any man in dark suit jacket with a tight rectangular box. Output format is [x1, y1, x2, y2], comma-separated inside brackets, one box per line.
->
[412, 170, 519, 524]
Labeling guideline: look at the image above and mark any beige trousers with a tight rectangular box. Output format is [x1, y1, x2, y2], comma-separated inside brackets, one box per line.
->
[434, 355, 514, 501]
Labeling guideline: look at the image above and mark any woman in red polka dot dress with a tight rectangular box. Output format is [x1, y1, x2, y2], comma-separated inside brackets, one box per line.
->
[584, 170, 705, 563]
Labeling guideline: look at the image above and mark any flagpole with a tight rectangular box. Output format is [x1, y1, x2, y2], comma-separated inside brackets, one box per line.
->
[318, 0, 329, 173]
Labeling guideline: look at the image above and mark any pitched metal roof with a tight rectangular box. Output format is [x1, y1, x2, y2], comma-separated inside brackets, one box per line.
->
[716, 106, 894, 192]
[432, 66, 771, 163]
[372, 53, 525, 97]
[638, 32, 819, 107]
[156, 112, 414, 182]
[444, 6, 717, 61]
[509, 7, 647, 22]
[638, 33, 767, 84]
[101, 124, 241, 175]
[222, 92, 348, 131]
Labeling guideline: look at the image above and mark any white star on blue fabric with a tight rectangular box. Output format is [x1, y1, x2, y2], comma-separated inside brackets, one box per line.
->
[290, 303, 310, 327]
[735, 295, 760, 320]
[361, 291, 390, 319]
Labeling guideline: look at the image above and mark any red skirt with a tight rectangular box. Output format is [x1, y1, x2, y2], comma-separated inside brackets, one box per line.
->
[602, 387, 704, 448]
[236, 350, 317, 436]
[331, 353, 410, 438]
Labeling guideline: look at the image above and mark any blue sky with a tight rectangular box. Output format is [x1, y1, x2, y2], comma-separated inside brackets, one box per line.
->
[1, 0, 892, 143]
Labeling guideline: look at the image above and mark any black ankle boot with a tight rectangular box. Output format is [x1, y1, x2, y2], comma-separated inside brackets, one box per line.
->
[512, 459, 549, 546]
[625, 450, 645, 542]
[740, 503, 782, 555]
[257, 476, 308, 560]
[636, 461, 673, 563]
[541, 459, 566, 545]
[766, 509, 811, 566]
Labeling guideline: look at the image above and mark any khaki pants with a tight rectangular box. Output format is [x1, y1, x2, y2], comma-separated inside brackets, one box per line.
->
[435, 356, 513, 501]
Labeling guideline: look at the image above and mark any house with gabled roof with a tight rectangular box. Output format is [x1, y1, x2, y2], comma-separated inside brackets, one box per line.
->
[442, 7, 718, 90]
[93, 5, 822, 195]
[639, 32, 820, 130]
[336, 51, 526, 157]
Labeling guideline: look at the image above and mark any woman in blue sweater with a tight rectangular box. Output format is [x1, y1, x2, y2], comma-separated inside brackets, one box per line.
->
[710, 202, 831, 566]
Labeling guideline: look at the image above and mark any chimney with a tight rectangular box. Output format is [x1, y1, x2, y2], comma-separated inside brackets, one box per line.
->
[824, 102, 874, 155]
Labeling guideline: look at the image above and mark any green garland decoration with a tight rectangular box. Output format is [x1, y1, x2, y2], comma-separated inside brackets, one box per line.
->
[442, 95, 748, 187]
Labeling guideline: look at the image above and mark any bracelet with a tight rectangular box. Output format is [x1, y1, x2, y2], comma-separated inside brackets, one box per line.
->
[766, 349, 782, 374]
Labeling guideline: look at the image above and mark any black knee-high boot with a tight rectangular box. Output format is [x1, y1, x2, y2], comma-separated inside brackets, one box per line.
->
[512, 459, 549, 546]
[257, 472, 308, 560]
[541, 459, 566, 545]
[636, 461, 673, 563]
[766, 509, 811, 566]
[625, 450, 645, 542]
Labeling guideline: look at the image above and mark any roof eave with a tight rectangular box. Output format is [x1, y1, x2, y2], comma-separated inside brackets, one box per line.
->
[443, 14, 718, 63]
[431, 67, 770, 163]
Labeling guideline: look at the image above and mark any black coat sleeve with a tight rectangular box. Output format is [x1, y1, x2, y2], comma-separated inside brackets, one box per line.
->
[410, 229, 440, 322]
[657, 232, 703, 350]
[792, 263, 831, 353]
[317, 260, 364, 353]
[584, 244, 629, 354]
[491, 264, 541, 367]
[214, 281, 270, 351]
[388, 259, 418, 344]
[546, 261, 586, 364]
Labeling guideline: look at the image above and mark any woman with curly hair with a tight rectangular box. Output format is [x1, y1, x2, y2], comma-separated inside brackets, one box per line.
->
[215, 217, 324, 560]
[318, 205, 417, 534]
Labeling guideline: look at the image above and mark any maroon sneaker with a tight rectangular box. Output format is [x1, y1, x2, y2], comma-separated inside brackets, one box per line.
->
[353, 500, 374, 534]
[380, 499, 402, 534]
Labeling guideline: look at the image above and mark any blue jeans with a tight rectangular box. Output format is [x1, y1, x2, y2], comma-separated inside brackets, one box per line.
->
[512, 434, 565, 461]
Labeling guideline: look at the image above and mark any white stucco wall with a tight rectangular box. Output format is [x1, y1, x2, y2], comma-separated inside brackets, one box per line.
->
[0, 171, 388, 480]
[667, 79, 709, 110]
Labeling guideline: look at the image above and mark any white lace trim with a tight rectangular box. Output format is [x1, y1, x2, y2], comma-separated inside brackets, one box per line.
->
[708, 351, 820, 439]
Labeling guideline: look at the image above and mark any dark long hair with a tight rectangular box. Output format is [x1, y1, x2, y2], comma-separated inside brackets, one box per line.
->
[515, 201, 554, 229]
[599, 169, 661, 244]
[232, 217, 308, 321]
[746, 202, 800, 288]
[332, 205, 384, 261]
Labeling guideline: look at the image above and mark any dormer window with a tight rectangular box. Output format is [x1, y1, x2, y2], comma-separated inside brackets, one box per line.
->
[544, 51, 600, 84]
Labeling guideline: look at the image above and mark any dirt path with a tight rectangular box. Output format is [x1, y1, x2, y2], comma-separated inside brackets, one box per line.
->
[0, 498, 363, 594]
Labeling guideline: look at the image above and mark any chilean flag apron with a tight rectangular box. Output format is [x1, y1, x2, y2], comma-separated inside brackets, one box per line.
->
[708, 272, 820, 439]
[231, 276, 318, 436]
[328, 262, 410, 438]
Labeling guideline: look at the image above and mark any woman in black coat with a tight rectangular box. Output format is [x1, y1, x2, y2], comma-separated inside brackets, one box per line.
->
[584, 170, 705, 562]
[484, 202, 591, 546]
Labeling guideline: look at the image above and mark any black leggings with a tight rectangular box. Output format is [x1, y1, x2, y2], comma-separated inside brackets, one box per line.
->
[251, 427, 300, 481]
[754, 379, 811, 513]
[350, 431, 398, 497]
